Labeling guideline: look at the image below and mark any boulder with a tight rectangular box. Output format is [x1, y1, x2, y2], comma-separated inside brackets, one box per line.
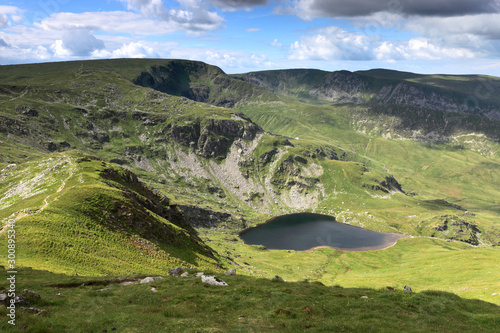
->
[201, 275, 228, 286]
[169, 267, 183, 276]
[272, 275, 285, 282]
[0, 294, 9, 306]
[139, 277, 155, 284]
[224, 268, 236, 276]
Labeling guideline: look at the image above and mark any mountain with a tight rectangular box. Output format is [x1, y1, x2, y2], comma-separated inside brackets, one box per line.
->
[0, 59, 499, 307]
[233, 68, 500, 120]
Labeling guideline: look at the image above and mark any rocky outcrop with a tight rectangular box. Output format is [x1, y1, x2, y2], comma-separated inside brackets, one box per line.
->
[163, 114, 262, 159]
[132, 60, 275, 107]
[179, 205, 242, 228]
[376, 83, 500, 120]
[234, 69, 367, 104]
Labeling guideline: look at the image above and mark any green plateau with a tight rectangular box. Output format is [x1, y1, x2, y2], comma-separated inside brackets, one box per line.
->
[0, 59, 499, 331]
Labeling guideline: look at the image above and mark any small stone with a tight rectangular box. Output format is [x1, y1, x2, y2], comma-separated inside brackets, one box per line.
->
[140, 277, 155, 284]
[180, 272, 189, 278]
[272, 275, 285, 282]
[404, 285, 412, 292]
[386, 286, 394, 291]
[151, 287, 158, 292]
[225, 268, 236, 276]
[153, 276, 164, 281]
[361, 296, 369, 299]
[194, 272, 204, 277]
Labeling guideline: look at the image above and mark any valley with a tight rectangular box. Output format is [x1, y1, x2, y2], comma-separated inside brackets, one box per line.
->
[0, 59, 499, 330]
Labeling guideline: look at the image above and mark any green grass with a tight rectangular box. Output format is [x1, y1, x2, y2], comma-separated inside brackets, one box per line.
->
[0, 267, 498, 332]
[0, 153, 223, 276]
[201, 230, 500, 305]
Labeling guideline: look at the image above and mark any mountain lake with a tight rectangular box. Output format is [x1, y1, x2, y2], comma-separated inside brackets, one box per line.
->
[239, 213, 407, 251]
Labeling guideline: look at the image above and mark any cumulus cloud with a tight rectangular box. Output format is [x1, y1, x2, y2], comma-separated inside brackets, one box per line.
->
[374, 38, 476, 61]
[289, 26, 480, 62]
[0, 14, 8, 28]
[211, 0, 267, 11]
[119, 0, 224, 33]
[92, 41, 159, 58]
[36, 11, 178, 35]
[289, 27, 373, 61]
[56, 29, 105, 56]
[0, 5, 23, 28]
[405, 13, 500, 40]
[284, 0, 499, 19]
[0, 38, 8, 47]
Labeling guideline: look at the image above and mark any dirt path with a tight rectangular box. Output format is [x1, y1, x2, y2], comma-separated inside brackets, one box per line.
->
[0, 155, 76, 234]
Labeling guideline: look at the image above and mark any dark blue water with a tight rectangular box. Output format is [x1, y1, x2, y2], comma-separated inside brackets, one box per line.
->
[239, 213, 405, 251]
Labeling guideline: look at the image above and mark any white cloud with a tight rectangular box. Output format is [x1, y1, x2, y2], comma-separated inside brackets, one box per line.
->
[374, 38, 477, 61]
[0, 5, 23, 28]
[271, 39, 282, 47]
[36, 11, 175, 35]
[92, 41, 159, 58]
[50, 40, 71, 57]
[118, 0, 225, 33]
[0, 14, 8, 28]
[62, 29, 105, 56]
[404, 14, 500, 40]
[289, 27, 373, 61]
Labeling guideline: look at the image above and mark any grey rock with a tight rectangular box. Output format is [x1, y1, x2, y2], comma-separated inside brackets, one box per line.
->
[201, 275, 228, 286]
[120, 281, 136, 286]
[404, 285, 412, 292]
[153, 276, 164, 281]
[0, 294, 9, 306]
[194, 272, 204, 277]
[272, 275, 284, 282]
[13, 295, 27, 305]
[224, 268, 236, 276]
[169, 266, 183, 276]
[139, 277, 155, 284]
[180, 272, 189, 278]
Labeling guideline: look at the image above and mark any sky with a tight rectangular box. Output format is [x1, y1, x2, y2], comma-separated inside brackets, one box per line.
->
[1, 0, 500, 75]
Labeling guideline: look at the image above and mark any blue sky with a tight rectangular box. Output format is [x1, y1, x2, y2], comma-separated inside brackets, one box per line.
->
[1, 0, 500, 75]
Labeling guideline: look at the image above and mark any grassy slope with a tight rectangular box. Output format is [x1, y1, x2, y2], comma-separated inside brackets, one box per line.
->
[0, 152, 222, 275]
[0, 267, 498, 332]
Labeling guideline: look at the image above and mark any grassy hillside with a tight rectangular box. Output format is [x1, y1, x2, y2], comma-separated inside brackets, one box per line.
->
[0, 152, 223, 275]
[0, 267, 498, 332]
